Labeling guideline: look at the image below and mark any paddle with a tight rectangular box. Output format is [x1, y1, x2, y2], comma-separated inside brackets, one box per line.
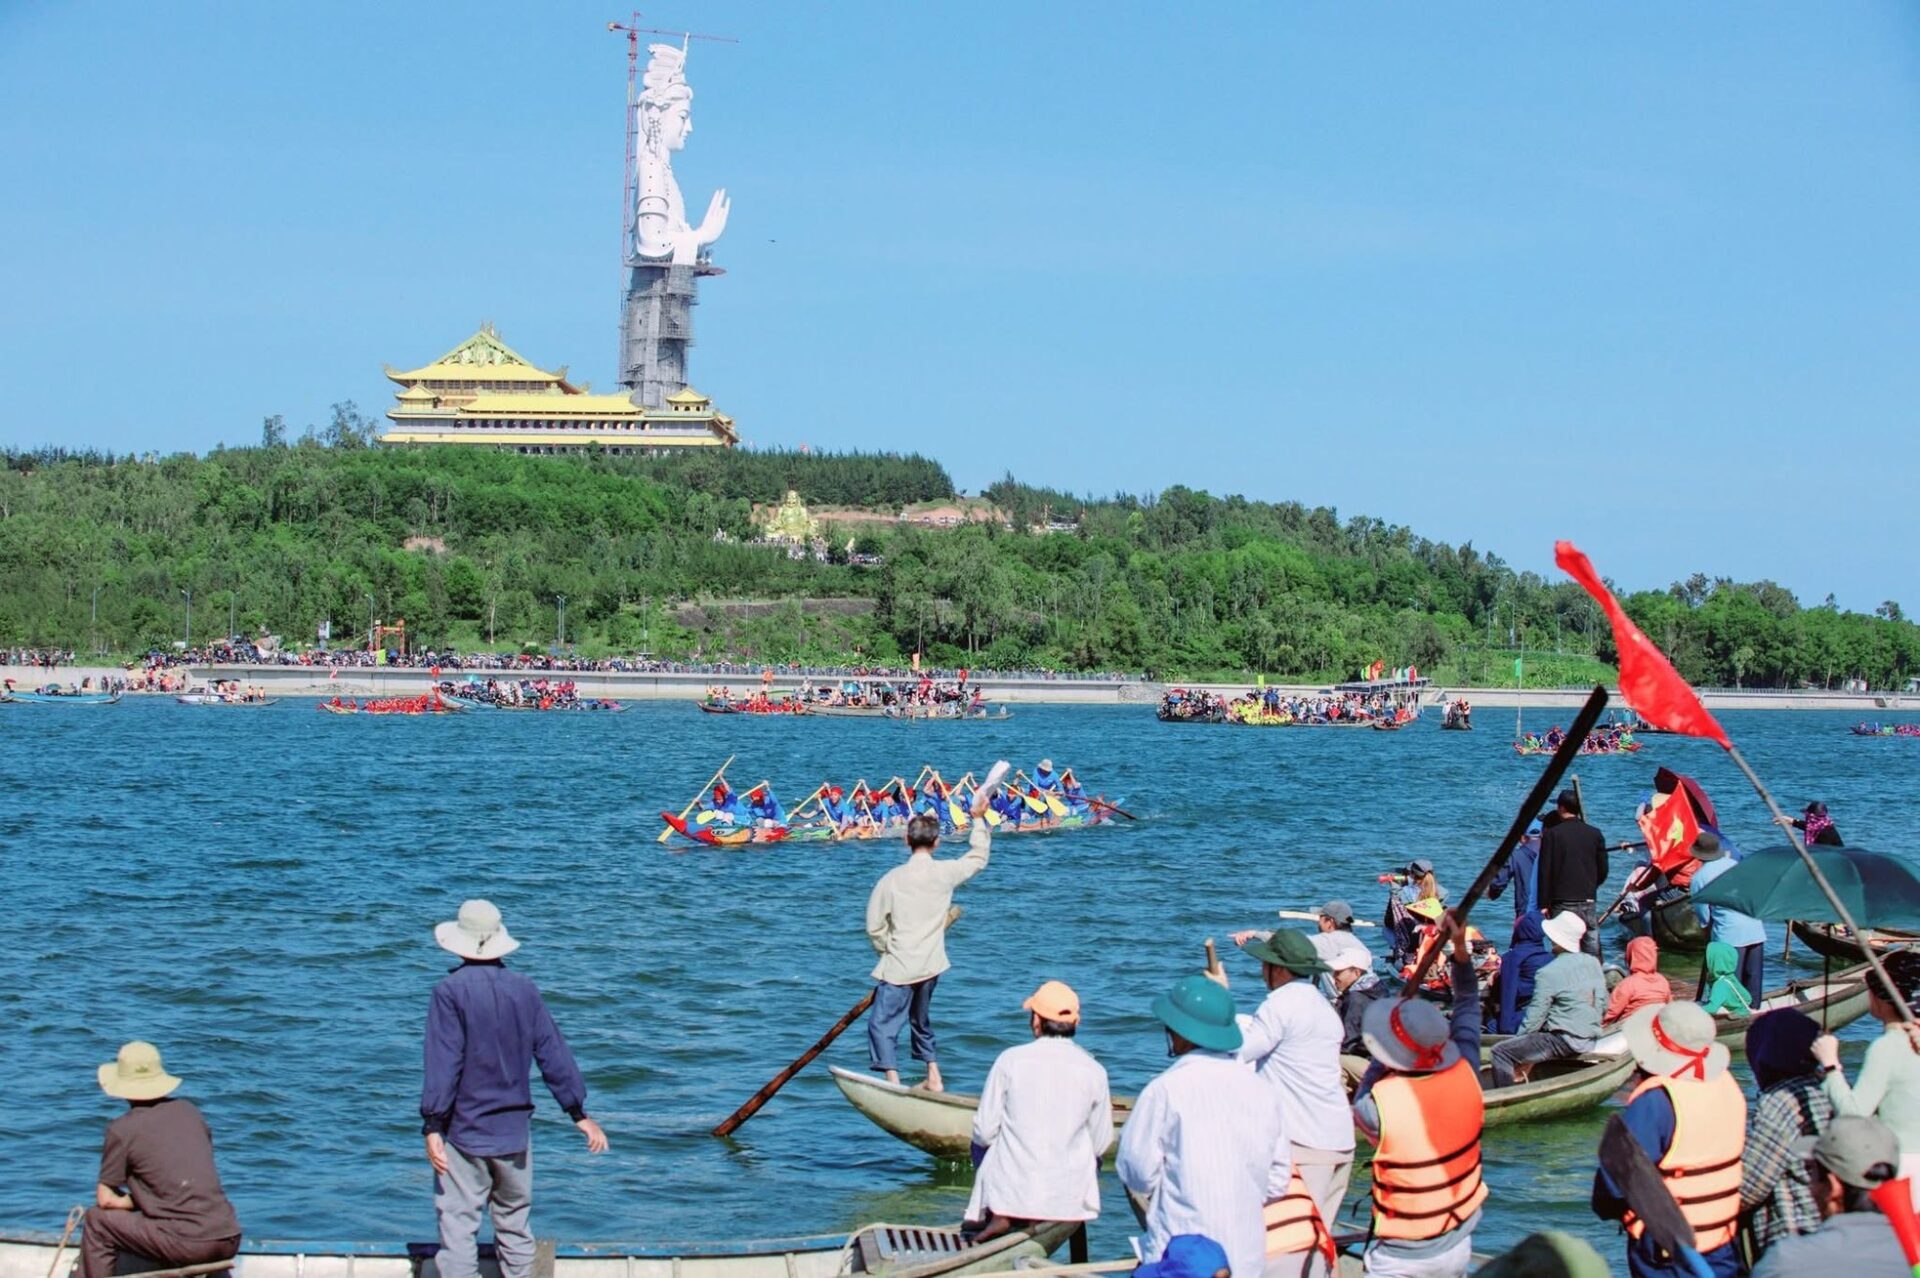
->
[1277, 909, 1379, 929]
[711, 905, 964, 1139]
[658, 754, 736, 844]
[1087, 797, 1137, 821]
[1599, 1114, 1713, 1278]
[1401, 685, 1609, 994]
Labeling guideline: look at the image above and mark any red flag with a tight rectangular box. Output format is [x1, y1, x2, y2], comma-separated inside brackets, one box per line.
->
[1637, 789, 1701, 875]
[1555, 541, 1732, 748]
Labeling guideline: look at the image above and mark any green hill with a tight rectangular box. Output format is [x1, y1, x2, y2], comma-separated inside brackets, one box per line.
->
[2, 426, 1914, 686]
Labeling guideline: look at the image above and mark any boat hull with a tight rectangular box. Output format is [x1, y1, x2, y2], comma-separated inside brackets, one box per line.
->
[1789, 921, 1920, 964]
[1617, 893, 1707, 952]
[0, 1219, 1073, 1278]
[2, 692, 121, 705]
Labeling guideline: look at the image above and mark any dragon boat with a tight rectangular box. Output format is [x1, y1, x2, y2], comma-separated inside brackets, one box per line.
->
[658, 806, 1116, 848]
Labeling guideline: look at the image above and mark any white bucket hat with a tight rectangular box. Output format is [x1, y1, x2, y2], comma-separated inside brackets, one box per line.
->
[98, 1041, 182, 1101]
[1312, 932, 1375, 974]
[1540, 910, 1587, 954]
[1624, 1001, 1730, 1081]
[435, 899, 521, 960]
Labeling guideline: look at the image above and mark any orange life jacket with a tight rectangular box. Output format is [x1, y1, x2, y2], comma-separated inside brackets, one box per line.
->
[1265, 1168, 1337, 1271]
[1369, 1057, 1489, 1241]
[1622, 1072, 1747, 1251]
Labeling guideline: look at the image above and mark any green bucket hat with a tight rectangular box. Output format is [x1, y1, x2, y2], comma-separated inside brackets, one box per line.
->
[1240, 927, 1331, 977]
[1151, 974, 1242, 1052]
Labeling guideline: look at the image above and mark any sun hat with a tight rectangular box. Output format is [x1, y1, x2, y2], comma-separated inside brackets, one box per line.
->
[1406, 857, 1435, 877]
[1151, 975, 1242, 1053]
[1241, 928, 1332, 977]
[1793, 1115, 1902, 1189]
[1022, 979, 1081, 1024]
[1473, 1231, 1609, 1278]
[1314, 933, 1375, 974]
[1692, 830, 1724, 860]
[98, 1041, 182, 1101]
[1038, 759, 1054, 772]
[1317, 899, 1355, 926]
[1623, 1002, 1730, 1081]
[1134, 1234, 1229, 1278]
[434, 899, 522, 960]
[1540, 910, 1587, 953]
[1362, 996, 1461, 1073]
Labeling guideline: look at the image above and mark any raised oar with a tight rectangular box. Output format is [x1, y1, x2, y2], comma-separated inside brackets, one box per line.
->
[658, 754, 736, 843]
[1087, 797, 1138, 821]
[1402, 685, 1608, 994]
[1277, 910, 1379, 929]
[712, 905, 964, 1139]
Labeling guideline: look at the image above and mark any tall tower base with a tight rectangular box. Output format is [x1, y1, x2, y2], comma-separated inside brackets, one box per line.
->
[619, 262, 722, 408]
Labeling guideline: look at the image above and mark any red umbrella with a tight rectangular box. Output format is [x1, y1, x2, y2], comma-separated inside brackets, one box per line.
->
[1654, 766, 1718, 829]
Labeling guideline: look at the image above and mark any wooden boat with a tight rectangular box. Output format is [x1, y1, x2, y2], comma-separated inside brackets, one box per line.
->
[1617, 891, 1707, 952]
[1, 690, 121, 705]
[660, 812, 792, 846]
[176, 694, 278, 707]
[829, 1045, 1636, 1164]
[807, 704, 891, 718]
[885, 707, 1012, 721]
[1789, 921, 1920, 964]
[0, 1219, 1075, 1278]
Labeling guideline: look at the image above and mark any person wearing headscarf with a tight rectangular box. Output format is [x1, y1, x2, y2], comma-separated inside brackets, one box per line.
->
[1491, 910, 1554, 1035]
[1740, 1009, 1836, 1256]
[1778, 800, 1845, 847]
[1698, 941, 1756, 1017]
[1604, 937, 1672, 1027]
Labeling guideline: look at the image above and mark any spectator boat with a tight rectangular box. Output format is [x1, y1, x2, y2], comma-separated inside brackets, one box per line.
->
[1787, 922, 1920, 964]
[0, 1221, 1077, 1278]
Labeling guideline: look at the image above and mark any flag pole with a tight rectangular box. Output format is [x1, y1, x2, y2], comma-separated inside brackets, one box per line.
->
[1722, 742, 1916, 1025]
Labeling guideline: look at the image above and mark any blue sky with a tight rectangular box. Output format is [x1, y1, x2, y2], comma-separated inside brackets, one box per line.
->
[2, 3, 1916, 608]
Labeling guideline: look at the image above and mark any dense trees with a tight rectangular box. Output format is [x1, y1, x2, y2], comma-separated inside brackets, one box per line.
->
[2, 442, 1915, 685]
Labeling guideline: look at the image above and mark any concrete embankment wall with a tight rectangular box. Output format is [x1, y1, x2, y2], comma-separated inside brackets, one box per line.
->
[6, 664, 1914, 712]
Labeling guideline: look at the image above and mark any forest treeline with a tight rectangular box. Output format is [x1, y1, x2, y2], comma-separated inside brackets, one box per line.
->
[1, 432, 1915, 686]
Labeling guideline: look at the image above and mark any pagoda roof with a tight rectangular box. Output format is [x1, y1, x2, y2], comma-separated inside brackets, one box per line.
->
[386, 324, 574, 387]
[665, 387, 712, 405]
[396, 384, 438, 402]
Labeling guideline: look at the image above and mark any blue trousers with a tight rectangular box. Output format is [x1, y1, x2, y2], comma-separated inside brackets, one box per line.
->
[868, 976, 938, 1071]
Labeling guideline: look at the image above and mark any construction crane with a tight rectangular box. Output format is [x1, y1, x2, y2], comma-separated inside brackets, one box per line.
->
[607, 13, 738, 261]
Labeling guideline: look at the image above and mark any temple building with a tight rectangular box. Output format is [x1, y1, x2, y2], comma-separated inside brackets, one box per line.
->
[379, 325, 736, 453]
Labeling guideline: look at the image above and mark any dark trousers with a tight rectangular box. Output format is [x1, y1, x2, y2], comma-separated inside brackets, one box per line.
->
[1734, 942, 1765, 1008]
[868, 976, 938, 1071]
[80, 1207, 239, 1278]
[1549, 899, 1601, 957]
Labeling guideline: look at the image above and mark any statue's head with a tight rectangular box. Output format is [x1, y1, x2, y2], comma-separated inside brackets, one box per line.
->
[640, 44, 693, 152]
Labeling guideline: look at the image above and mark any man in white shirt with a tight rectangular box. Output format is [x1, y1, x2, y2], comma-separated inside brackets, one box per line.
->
[965, 981, 1113, 1242]
[1213, 928, 1357, 1227]
[1118, 974, 1279, 1278]
[865, 781, 995, 1091]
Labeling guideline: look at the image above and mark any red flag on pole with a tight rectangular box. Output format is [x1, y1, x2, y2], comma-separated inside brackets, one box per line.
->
[1637, 790, 1701, 875]
[1555, 541, 1732, 748]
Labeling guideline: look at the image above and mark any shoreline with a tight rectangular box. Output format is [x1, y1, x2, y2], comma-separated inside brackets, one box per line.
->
[5, 663, 1916, 711]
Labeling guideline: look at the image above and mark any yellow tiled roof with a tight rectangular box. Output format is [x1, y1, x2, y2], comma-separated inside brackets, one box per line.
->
[385, 325, 570, 385]
[665, 387, 712, 405]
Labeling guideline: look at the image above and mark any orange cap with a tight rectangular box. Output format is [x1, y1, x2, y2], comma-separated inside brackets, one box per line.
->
[1022, 980, 1081, 1024]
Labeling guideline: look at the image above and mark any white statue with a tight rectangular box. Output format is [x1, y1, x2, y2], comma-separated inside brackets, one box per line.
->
[633, 43, 729, 265]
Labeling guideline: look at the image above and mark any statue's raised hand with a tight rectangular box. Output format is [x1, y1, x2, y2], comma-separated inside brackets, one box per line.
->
[694, 189, 730, 246]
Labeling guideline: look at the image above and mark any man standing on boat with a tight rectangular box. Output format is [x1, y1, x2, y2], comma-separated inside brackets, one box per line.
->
[865, 768, 999, 1091]
[963, 981, 1112, 1244]
[1537, 791, 1606, 957]
[1488, 911, 1605, 1087]
[1211, 929, 1357, 1228]
[81, 1042, 242, 1278]
[421, 900, 608, 1278]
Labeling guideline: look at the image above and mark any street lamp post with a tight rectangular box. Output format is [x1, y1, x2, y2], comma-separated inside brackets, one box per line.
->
[91, 585, 102, 655]
[366, 593, 376, 651]
[228, 594, 237, 645]
[556, 595, 567, 649]
[181, 589, 192, 650]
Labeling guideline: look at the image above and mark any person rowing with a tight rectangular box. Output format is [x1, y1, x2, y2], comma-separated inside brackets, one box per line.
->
[744, 785, 785, 828]
[820, 785, 851, 831]
[1032, 759, 1060, 793]
[1059, 770, 1090, 815]
[697, 781, 741, 826]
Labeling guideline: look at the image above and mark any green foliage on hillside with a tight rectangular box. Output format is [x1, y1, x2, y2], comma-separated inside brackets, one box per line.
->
[1, 440, 1915, 686]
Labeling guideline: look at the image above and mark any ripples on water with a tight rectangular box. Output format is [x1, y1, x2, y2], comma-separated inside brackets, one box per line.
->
[1, 700, 1913, 1257]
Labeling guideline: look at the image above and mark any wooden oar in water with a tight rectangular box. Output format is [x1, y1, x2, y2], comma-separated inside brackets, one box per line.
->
[1087, 797, 1137, 820]
[1277, 910, 1380, 929]
[712, 905, 963, 1139]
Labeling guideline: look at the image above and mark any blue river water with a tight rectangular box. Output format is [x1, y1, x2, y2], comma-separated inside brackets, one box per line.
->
[1, 699, 1913, 1258]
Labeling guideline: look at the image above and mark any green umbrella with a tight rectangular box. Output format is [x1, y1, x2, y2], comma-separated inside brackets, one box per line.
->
[1692, 845, 1920, 930]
